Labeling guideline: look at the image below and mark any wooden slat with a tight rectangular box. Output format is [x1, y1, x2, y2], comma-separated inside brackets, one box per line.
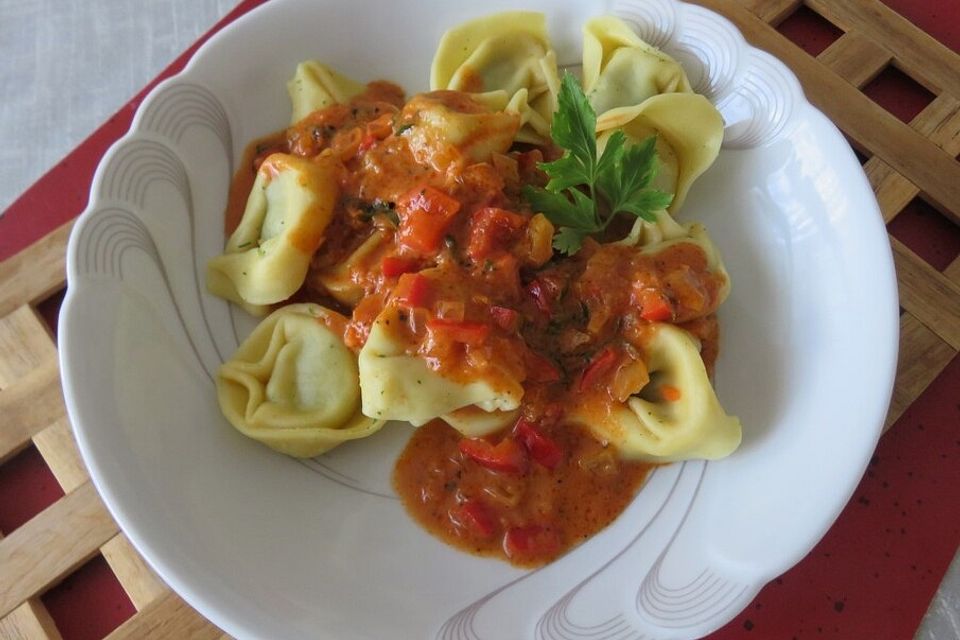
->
[0, 221, 72, 319]
[892, 237, 960, 350]
[865, 94, 960, 221]
[738, 0, 800, 26]
[0, 4, 954, 639]
[885, 313, 957, 430]
[946, 254, 960, 283]
[33, 418, 89, 493]
[105, 591, 225, 640]
[806, 0, 960, 96]
[0, 359, 65, 463]
[817, 31, 891, 88]
[0, 482, 118, 619]
[100, 534, 169, 611]
[0, 305, 56, 386]
[692, 0, 960, 222]
[0, 304, 63, 460]
[0, 600, 63, 640]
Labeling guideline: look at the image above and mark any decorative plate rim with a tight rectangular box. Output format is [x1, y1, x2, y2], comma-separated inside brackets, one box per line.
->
[59, 0, 899, 638]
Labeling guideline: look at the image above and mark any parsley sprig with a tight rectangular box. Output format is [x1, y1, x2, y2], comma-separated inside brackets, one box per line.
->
[522, 72, 673, 255]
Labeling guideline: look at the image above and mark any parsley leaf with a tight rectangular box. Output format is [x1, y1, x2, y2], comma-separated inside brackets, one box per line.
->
[522, 71, 674, 255]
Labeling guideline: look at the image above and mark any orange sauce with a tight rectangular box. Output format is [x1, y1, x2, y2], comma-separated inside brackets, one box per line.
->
[393, 420, 652, 566]
[222, 81, 727, 567]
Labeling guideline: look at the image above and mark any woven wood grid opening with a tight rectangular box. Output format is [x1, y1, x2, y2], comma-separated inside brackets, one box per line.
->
[41, 555, 136, 640]
[776, 3, 845, 56]
[888, 197, 960, 271]
[0, 445, 64, 534]
[864, 65, 938, 124]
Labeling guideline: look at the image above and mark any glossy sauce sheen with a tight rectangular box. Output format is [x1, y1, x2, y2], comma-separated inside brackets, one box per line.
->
[394, 420, 652, 566]
[227, 82, 725, 566]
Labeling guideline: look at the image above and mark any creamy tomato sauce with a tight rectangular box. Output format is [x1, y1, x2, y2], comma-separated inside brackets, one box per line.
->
[394, 420, 651, 566]
[226, 81, 725, 566]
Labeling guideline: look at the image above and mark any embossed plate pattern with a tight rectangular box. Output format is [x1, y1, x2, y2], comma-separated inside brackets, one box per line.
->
[59, 0, 898, 638]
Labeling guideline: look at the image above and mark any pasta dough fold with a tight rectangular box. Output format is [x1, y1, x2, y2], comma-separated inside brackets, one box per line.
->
[569, 323, 741, 462]
[431, 11, 560, 145]
[313, 231, 387, 307]
[287, 61, 365, 124]
[596, 93, 723, 213]
[358, 306, 524, 427]
[582, 16, 692, 115]
[400, 91, 520, 171]
[618, 211, 731, 305]
[217, 304, 384, 457]
[582, 16, 722, 213]
[207, 153, 337, 310]
[441, 407, 521, 438]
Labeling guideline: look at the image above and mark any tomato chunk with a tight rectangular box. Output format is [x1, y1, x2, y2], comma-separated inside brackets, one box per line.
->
[459, 437, 527, 473]
[393, 272, 432, 308]
[397, 185, 461, 254]
[381, 255, 419, 278]
[427, 318, 490, 345]
[449, 499, 497, 538]
[466, 207, 526, 262]
[502, 525, 561, 562]
[514, 419, 563, 470]
[579, 346, 620, 392]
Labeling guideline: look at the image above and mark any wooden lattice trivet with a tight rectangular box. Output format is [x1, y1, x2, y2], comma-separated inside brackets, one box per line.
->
[0, 0, 958, 638]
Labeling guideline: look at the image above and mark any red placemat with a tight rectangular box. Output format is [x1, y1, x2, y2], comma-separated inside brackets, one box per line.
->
[1, 1, 957, 638]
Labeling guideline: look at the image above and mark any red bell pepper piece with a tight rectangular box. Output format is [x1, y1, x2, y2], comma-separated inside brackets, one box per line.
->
[396, 185, 461, 255]
[514, 419, 564, 470]
[526, 278, 556, 316]
[393, 272, 432, 309]
[449, 499, 497, 538]
[458, 437, 527, 473]
[637, 289, 673, 322]
[579, 346, 620, 392]
[660, 384, 682, 402]
[466, 207, 526, 262]
[489, 305, 519, 332]
[525, 350, 561, 383]
[381, 255, 419, 278]
[502, 525, 561, 561]
[358, 132, 378, 153]
[426, 318, 490, 344]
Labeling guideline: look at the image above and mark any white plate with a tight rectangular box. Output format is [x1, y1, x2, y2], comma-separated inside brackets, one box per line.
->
[59, 0, 899, 638]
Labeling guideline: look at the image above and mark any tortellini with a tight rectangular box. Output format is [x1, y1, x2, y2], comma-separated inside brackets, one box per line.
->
[313, 231, 387, 307]
[217, 304, 384, 457]
[431, 11, 560, 145]
[358, 306, 524, 427]
[582, 16, 723, 214]
[207, 154, 337, 311]
[440, 407, 521, 438]
[616, 208, 690, 247]
[582, 16, 692, 115]
[618, 211, 731, 304]
[287, 61, 365, 124]
[596, 93, 723, 213]
[569, 323, 741, 462]
[400, 91, 520, 171]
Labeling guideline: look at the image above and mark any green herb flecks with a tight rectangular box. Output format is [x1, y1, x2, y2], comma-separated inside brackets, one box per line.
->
[359, 199, 399, 226]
